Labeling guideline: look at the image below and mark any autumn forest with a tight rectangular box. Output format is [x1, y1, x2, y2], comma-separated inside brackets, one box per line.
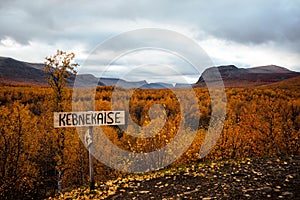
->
[0, 77, 299, 199]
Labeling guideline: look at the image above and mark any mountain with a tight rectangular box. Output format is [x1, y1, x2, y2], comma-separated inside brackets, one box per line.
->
[0, 57, 46, 85]
[247, 65, 293, 74]
[99, 78, 148, 88]
[140, 82, 173, 89]
[72, 74, 103, 88]
[0, 57, 171, 88]
[0, 57, 98, 87]
[1, 57, 299, 88]
[195, 65, 300, 88]
[174, 83, 192, 88]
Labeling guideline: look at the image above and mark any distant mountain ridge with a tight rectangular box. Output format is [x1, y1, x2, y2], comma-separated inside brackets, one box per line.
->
[0, 57, 299, 88]
[195, 64, 300, 88]
[0, 57, 45, 85]
[99, 78, 148, 88]
[247, 65, 293, 74]
[0, 57, 165, 88]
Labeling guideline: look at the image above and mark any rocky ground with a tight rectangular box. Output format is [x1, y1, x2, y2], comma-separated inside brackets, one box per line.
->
[51, 156, 300, 200]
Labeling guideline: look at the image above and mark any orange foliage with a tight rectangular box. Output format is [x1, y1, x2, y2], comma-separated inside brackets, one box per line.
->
[0, 84, 299, 199]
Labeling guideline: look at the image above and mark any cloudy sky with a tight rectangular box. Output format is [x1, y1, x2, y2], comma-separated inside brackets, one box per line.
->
[0, 0, 299, 83]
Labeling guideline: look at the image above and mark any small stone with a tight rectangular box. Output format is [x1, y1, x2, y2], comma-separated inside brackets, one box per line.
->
[243, 188, 254, 193]
[282, 191, 294, 198]
[139, 190, 150, 194]
[261, 186, 272, 193]
[286, 175, 294, 179]
[184, 191, 192, 195]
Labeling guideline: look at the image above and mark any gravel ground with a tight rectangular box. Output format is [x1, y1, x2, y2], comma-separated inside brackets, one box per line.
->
[106, 156, 300, 200]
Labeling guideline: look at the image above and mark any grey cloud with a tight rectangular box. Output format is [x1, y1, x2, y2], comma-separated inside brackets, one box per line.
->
[205, 1, 300, 45]
[137, 0, 300, 45]
[1, 0, 299, 47]
[0, 0, 299, 73]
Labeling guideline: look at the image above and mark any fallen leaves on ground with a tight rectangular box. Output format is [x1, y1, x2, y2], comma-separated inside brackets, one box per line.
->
[49, 156, 300, 199]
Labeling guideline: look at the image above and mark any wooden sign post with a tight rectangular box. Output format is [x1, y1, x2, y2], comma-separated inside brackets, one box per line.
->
[87, 126, 95, 190]
[54, 111, 125, 190]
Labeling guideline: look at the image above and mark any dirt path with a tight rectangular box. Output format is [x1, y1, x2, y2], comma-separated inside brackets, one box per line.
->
[106, 156, 300, 200]
[53, 156, 300, 199]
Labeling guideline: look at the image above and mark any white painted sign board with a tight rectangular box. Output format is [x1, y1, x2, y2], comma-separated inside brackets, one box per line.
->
[54, 111, 125, 128]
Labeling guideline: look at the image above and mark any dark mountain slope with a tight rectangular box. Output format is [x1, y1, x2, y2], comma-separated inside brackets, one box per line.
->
[195, 65, 300, 88]
[0, 57, 46, 85]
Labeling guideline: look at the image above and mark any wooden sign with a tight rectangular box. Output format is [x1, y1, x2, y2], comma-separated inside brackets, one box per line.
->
[54, 111, 125, 128]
